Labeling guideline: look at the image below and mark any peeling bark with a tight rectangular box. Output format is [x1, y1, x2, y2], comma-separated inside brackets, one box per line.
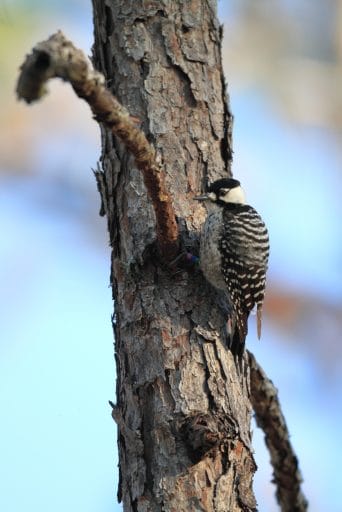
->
[92, 1, 255, 511]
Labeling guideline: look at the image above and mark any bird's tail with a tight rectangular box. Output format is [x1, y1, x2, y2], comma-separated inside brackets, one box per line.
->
[256, 304, 263, 339]
[228, 308, 249, 358]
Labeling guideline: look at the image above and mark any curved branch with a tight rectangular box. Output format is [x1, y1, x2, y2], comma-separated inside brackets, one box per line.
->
[248, 351, 308, 512]
[16, 30, 179, 259]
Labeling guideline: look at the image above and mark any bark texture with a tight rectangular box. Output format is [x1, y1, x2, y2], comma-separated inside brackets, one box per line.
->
[92, 1, 256, 511]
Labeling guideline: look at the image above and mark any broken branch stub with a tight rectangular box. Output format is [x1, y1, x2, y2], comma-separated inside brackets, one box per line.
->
[16, 30, 179, 260]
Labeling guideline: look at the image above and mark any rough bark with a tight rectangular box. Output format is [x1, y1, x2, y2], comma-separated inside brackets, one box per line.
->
[92, 1, 256, 511]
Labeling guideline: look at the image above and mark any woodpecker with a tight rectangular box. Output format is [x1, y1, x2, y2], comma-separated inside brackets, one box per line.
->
[195, 178, 269, 350]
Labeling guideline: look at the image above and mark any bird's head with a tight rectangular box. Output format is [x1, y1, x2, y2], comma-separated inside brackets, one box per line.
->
[194, 178, 246, 205]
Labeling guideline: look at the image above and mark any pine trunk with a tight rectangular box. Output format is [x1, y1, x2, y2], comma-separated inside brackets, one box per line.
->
[92, 1, 257, 510]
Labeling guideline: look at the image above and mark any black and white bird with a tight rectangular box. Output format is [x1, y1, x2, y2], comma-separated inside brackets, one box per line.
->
[195, 178, 269, 350]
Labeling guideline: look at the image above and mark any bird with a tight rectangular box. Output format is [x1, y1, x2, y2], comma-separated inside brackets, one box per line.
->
[194, 178, 269, 352]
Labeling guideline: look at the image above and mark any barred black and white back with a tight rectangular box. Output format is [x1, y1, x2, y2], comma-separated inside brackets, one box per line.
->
[221, 203, 269, 341]
[195, 178, 269, 351]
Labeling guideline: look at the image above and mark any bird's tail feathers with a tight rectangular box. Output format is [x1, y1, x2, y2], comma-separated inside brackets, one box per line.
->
[257, 304, 263, 339]
[228, 308, 248, 357]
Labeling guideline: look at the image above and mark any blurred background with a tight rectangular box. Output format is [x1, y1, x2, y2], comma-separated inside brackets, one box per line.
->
[0, 1, 341, 511]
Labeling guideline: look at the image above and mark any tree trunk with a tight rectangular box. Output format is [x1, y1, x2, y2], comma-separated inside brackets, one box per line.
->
[92, 1, 257, 510]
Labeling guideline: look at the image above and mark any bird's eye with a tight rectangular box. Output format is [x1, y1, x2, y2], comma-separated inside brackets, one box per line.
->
[219, 188, 229, 196]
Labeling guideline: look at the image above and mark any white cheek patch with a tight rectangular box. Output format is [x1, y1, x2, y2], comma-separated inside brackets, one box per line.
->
[208, 192, 217, 201]
[223, 187, 246, 204]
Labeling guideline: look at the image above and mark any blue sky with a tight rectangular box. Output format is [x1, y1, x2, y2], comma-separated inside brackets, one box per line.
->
[231, 93, 342, 301]
[0, 178, 118, 511]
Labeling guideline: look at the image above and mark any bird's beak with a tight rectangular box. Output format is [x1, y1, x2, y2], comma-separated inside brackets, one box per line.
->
[194, 193, 209, 201]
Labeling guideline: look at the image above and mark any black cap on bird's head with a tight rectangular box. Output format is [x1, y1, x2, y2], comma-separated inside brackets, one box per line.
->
[207, 178, 240, 193]
[194, 178, 245, 205]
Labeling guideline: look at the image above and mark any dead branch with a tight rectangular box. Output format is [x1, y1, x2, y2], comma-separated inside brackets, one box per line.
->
[16, 30, 179, 260]
[248, 351, 308, 512]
